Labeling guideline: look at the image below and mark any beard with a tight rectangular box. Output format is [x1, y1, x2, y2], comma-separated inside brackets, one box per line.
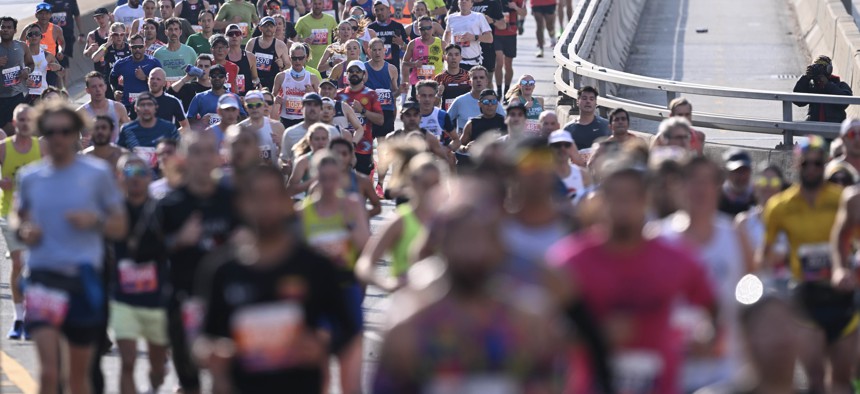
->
[92, 133, 111, 146]
[801, 174, 824, 190]
[348, 75, 362, 85]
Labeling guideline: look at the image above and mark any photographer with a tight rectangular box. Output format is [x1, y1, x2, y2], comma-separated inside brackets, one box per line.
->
[793, 55, 853, 123]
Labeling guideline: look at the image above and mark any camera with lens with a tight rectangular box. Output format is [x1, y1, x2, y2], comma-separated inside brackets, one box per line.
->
[806, 63, 829, 88]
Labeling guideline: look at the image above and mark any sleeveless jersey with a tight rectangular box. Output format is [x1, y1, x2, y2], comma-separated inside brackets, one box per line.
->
[364, 61, 394, 111]
[408, 37, 443, 85]
[252, 37, 281, 91]
[1, 137, 41, 217]
[560, 164, 585, 204]
[82, 100, 121, 143]
[420, 107, 447, 140]
[391, 204, 423, 276]
[279, 69, 311, 119]
[521, 96, 543, 135]
[178, 0, 204, 26]
[301, 199, 358, 270]
[100, 43, 131, 78]
[257, 119, 278, 164]
[39, 23, 59, 55]
[228, 49, 253, 95]
[28, 48, 48, 96]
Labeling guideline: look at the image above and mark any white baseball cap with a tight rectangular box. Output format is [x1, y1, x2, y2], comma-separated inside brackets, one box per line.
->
[346, 60, 366, 72]
[548, 130, 574, 145]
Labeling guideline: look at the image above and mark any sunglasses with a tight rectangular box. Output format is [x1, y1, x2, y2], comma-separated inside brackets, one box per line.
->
[130, 44, 145, 49]
[266, 100, 274, 105]
[291, 56, 305, 61]
[123, 166, 151, 178]
[754, 176, 782, 188]
[246, 101, 265, 109]
[42, 127, 76, 137]
[27, 31, 42, 38]
[520, 80, 536, 86]
[227, 31, 243, 37]
[210, 73, 226, 79]
[419, 25, 432, 31]
[801, 159, 825, 169]
[480, 99, 498, 105]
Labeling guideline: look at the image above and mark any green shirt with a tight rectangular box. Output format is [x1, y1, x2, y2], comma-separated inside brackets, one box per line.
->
[153, 44, 199, 78]
[295, 13, 337, 69]
[215, 0, 258, 44]
[186, 33, 212, 55]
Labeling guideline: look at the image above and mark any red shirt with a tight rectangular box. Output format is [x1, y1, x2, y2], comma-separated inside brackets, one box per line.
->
[337, 86, 382, 154]
[497, 0, 523, 37]
[217, 60, 240, 95]
[547, 232, 716, 394]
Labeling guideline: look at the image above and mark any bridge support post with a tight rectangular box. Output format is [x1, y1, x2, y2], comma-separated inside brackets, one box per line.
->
[782, 101, 794, 148]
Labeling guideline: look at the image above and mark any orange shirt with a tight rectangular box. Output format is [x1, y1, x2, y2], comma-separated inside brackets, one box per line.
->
[39, 22, 58, 55]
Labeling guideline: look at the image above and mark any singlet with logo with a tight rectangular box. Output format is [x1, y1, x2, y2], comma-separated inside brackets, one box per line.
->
[467, 114, 505, 142]
[1, 137, 41, 217]
[408, 37, 443, 85]
[28, 48, 48, 96]
[38, 23, 59, 55]
[0, 41, 28, 98]
[252, 37, 281, 91]
[50, 0, 80, 53]
[419, 107, 453, 143]
[368, 20, 407, 71]
[364, 61, 395, 112]
[279, 69, 311, 120]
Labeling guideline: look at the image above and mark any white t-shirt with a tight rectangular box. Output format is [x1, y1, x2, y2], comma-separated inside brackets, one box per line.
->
[444, 12, 491, 64]
[114, 4, 144, 30]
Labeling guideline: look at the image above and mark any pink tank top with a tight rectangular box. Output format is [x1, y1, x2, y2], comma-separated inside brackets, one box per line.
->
[409, 39, 431, 85]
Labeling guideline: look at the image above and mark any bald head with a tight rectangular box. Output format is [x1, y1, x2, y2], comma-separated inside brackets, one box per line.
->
[538, 111, 560, 137]
[13, 104, 33, 137]
[148, 67, 167, 93]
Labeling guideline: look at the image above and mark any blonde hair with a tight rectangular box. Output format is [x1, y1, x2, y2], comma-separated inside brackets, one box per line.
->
[504, 75, 534, 102]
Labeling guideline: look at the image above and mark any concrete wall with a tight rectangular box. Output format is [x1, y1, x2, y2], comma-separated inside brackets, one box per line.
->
[582, 0, 648, 96]
[794, 0, 860, 119]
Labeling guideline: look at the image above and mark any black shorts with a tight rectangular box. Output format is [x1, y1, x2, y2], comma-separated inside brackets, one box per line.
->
[354, 152, 374, 175]
[481, 44, 496, 72]
[24, 269, 105, 346]
[280, 117, 303, 128]
[494, 35, 518, 58]
[0, 93, 25, 127]
[532, 4, 556, 14]
[794, 282, 859, 344]
[372, 110, 395, 138]
[58, 55, 70, 68]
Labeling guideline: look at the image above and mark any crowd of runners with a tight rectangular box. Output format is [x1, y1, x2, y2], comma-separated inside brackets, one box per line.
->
[2, 0, 860, 392]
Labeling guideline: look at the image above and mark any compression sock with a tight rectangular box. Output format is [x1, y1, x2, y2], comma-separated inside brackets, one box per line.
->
[14, 303, 23, 321]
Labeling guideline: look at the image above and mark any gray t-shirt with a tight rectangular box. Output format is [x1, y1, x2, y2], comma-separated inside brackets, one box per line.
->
[280, 122, 341, 163]
[0, 41, 28, 98]
[563, 115, 610, 150]
[18, 156, 123, 273]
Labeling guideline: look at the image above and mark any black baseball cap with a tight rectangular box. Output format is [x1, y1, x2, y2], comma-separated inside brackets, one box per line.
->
[302, 92, 323, 104]
[209, 64, 226, 75]
[94, 7, 110, 15]
[479, 89, 497, 99]
[319, 79, 336, 88]
[400, 99, 420, 113]
[506, 100, 526, 114]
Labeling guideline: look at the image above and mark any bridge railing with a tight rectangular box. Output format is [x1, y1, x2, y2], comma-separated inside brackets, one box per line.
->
[553, 0, 860, 145]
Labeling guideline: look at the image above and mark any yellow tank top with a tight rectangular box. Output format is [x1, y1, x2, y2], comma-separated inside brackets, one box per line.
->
[1, 137, 41, 217]
[301, 198, 358, 270]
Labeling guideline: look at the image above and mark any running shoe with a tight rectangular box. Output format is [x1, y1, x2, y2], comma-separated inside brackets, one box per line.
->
[7, 320, 22, 340]
[551, 38, 558, 47]
[22, 325, 31, 341]
[375, 183, 385, 198]
[536, 48, 544, 58]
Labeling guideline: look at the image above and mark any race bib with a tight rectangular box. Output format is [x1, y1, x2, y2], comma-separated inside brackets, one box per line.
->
[256, 52, 274, 72]
[375, 88, 392, 106]
[454, 33, 470, 47]
[308, 230, 351, 267]
[182, 297, 205, 344]
[232, 302, 304, 372]
[236, 74, 246, 93]
[207, 113, 221, 125]
[417, 65, 435, 80]
[798, 243, 832, 282]
[612, 351, 664, 394]
[260, 145, 273, 160]
[25, 284, 69, 327]
[133, 146, 158, 168]
[525, 119, 541, 134]
[27, 73, 43, 89]
[52, 12, 68, 27]
[384, 44, 392, 60]
[284, 95, 303, 115]
[444, 98, 455, 110]
[2, 66, 20, 88]
[117, 259, 158, 294]
[128, 92, 141, 104]
[310, 28, 329, 46]
[192, 25, 203, 33]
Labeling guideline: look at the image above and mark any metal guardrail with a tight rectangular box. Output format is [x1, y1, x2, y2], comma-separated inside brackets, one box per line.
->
[553, 0, 860, 146]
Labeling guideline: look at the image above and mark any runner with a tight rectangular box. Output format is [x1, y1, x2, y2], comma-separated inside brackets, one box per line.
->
[130, 0, 160, 36]
[273, 43, 321, 127]
[23, 24, 60, 104]
[364, 37, 400, 195]
[174, 0, 211, 26]
[494, 0, 523, 96]
[369, 0, 408, 73]
[2, 105, 43, 340]
[157, 0, 197, 43]
[549, 130, 592, 205]
[205, 92, 242, 146]
[185, 10, 215, 55]
[280, 93, 343, 172]
[447, 66, 505, 133]
[237, 90, 285, 162]
[286, 123, 332, 196]
[156, 131, 239, 394]
[668, 97, 707, 154]
[146, 68, 191, 129]
[402, 16, 443, 97]
[153, 18, 198, 79]
[327, 138, 382, 216]
[208, 34, 241, 93]
[148, 138, 181, 199]
[79, 73, 131, 146]
[538, 110, 560, 136]
[91, 23, 130, 102]
[433, 44, 471, 110]
[225, 23, 260, 95]
[337, 60, 384, 175]
[298, 152, 369, 394]
[17, 103, 127, 394]
[406, 2, 444, 39]
[296, 0, 339, 68]
[167, 53, 213, 110]
[114, 0, 144, 30]
[83, 8, 111, 68]
[504, 74, 542, 134]
[46, 0, 82, 83]
[718, 148, 756, 216]
[27, 3, 65, 88]
[561, 85, 610, 153]
[318, 21, 361, 76]
[415, 80, 458, 162]
[529, 0, 555, 57]
[82, 115, 125, 168]
[443, 0, 492, 70]
[142, 18, 165, 56]
[604, 107, 639, 144]
[246, 16, 291, 91]
[548, 154, 718, 393]
[502, 99, 527, 141]
[652, 117, 694, 151]
[196, 164, 360, 394]
[449, 0, 504, 87]
[319, 91, 364, 141]
[214, 0, 259, 42]
[327, 39, 362, 88]
[762, 135, 856, 393]
[0, 17, 34, 134]
[110, 154, 170, 394]
[460, 88, 504, 148]
[118, 92, 182, 170]
[110, 34, 163, 115]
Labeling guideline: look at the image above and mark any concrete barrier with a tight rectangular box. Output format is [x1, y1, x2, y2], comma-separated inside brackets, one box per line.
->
[794, 0, 860, 119]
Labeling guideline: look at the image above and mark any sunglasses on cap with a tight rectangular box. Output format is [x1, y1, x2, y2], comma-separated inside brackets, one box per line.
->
[520, 80, 536, 86]
[123, 165, 151, 178]
[480, 98, 498, 105]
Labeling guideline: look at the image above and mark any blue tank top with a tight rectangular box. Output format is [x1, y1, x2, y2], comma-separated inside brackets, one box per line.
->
[364, 61, 395, 111]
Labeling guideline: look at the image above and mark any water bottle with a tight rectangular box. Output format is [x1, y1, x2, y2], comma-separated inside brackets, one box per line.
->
[184, 64, 204, 78]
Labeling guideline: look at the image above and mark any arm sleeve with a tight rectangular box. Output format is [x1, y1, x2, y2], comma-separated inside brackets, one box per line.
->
[442, 113, 454, 133]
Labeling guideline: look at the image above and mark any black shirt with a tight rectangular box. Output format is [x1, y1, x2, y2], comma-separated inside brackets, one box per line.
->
[199, 242, 359, 393]
[112, 199, 169, 308]
[168, 82, 208, 116]
[157, 184, 238, 295]
[467, 113, 505, 142]
[718, 190, 756, 217]
[154, 92, 188, 127]
[368, 20, 408, 72]
[48, 0, 81, 55]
